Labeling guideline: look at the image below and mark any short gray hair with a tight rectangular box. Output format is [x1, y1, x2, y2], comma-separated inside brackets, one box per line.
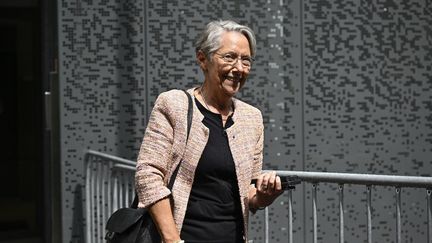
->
[195, 20, 256, 59]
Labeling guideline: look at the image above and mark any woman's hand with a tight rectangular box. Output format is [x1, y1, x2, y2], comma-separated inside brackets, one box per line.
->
[250, 171, 284, 210]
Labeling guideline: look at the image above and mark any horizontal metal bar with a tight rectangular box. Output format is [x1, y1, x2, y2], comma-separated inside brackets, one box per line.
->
[274, 170, 432, 188]
[85, 149, 136, 167]
[85, 151, 432, 188]
[112, 163, 136, 171]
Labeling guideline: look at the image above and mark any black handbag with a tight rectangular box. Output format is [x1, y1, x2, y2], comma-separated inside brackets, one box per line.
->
[105, 90, 193, 243]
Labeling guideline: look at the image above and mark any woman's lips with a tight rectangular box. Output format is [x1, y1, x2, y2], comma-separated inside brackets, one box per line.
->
[225, 75, 241, 82]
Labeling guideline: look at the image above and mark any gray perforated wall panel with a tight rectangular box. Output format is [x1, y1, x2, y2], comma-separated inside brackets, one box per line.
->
[58, 0, 432, 242]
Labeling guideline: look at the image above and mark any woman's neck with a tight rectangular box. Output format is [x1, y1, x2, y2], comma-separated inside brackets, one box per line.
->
[199, 84, 232, 116]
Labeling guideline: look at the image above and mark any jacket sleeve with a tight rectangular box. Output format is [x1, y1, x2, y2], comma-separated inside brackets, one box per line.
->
[135, 92, 176, 208]
[251, 112, 264, 179]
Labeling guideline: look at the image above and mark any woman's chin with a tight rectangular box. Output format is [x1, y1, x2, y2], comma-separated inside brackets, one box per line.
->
[222, 83, 241, 97]
[223, 87, 239, 97]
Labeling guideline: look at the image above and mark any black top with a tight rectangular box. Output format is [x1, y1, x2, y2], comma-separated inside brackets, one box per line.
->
[180, 98, 244, 243]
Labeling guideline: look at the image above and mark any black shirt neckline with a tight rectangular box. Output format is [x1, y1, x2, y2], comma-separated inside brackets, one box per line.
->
[194, 97, 234, 128]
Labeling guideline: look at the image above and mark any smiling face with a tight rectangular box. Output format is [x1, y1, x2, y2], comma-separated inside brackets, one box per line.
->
[198, 31, 252, 98]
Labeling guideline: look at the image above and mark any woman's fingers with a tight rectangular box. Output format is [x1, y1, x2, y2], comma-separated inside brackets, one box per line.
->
[261, 172, 270, 191]
[256, 174, 263, 191]
[257, 171, 282, 194]
[275, 175, 282, 191]
[268, 171, 277, 191]
[253, 171, 284, 209]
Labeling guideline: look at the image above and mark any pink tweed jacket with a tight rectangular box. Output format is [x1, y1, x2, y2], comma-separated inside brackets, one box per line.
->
[135, 88, 264, 240]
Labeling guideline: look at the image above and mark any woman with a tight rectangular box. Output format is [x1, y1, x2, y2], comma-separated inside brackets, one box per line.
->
[135, 20, 283, 243]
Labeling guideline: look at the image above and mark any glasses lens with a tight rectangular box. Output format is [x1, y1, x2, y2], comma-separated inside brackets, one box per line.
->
[218, 53, 252, 68]
[223, 55, 235, 63]
[242, 58, 252, 67]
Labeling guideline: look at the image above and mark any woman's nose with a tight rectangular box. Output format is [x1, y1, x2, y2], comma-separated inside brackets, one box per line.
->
[232, 59, 244, 71]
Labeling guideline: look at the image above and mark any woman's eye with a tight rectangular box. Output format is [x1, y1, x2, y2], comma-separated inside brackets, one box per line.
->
[224, 54, 234, 59]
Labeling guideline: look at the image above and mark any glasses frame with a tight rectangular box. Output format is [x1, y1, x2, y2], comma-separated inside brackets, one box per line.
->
[214, 52, 254, 68]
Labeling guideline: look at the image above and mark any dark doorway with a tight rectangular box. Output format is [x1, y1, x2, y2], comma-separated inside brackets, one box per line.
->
[0, 1, 57, 242]
[0, 24, 19, 200]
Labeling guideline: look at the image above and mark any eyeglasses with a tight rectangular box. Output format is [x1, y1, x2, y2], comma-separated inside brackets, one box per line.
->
[214, 52, 254, 68]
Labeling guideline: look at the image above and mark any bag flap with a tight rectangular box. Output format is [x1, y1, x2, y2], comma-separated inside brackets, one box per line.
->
[106, 207, 147, 233]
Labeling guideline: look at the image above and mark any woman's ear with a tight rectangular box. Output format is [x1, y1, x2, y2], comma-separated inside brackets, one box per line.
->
[196, 50, 208, 71]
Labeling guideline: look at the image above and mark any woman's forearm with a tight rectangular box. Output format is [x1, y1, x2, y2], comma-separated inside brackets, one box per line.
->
[148, 197, 181, 243]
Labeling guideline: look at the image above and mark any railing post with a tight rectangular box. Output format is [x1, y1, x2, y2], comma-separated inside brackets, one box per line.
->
[90, 160, 96, 243]
[101, 162, 110, 242]
[264, 206, 269, 243]
[395, 187, 401, 243]
[96, 161, 103, 243]
[312, 183, 318, 243]
[124, 171, 129, 206]
[339, 184, 344, 243]
[427, 189, 431, 243]
[119, 171, 124, 208]
[106, 163, 112, 231]
[85, 156, 92, 243]
[366, 185, 372, 243]
[288, 189, 293, 243]
[112, 174, 118, 211]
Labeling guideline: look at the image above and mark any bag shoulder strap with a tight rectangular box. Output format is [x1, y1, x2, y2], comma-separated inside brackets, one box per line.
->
[183, 90, 193, 141]
[131, 90, 193, 208]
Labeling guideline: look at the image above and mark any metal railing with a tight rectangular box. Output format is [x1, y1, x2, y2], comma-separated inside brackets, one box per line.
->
[84, 150, 136, 243]
[84, 150, 432, 243]
[269, 171, 432, 243]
